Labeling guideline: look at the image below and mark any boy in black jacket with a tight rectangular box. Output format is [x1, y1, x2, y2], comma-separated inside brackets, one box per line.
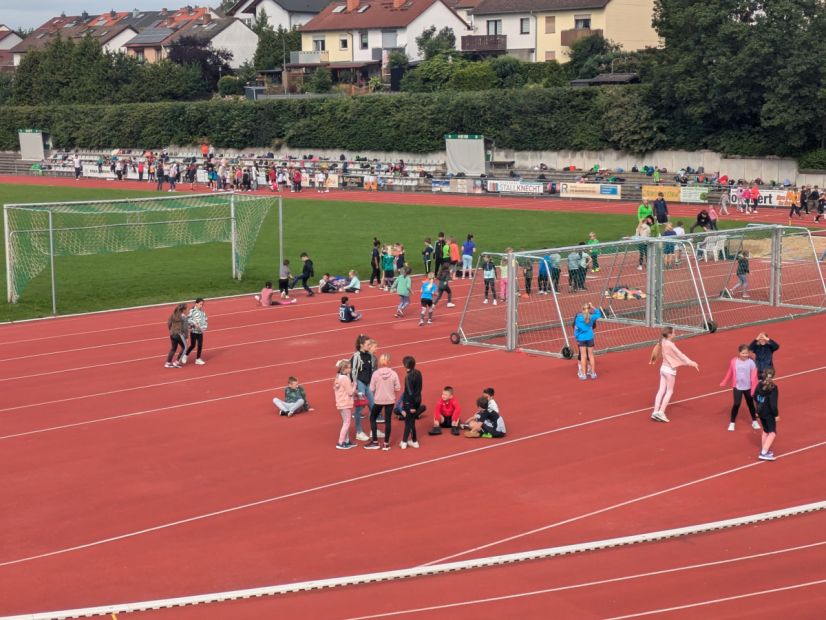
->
[749, 332, 779, 377]
[291, 252, 315, 296]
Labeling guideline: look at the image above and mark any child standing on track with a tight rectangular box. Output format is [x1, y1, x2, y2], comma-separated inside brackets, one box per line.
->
[574, 302, 603, 380]
[481, 254, 497, 304]
[419, 272, 437, 326]
[381, 246, 396, 291]
[351, 336, 379, 442]
[587, 231, 601, 272]
[434, 263, 455, 308]
[390, 266, 412, 317]
[650, 326, 699, 422]
[422, 237, 434, 275]
[366, 354, 400, 451]
[165, 303, 189, 368]
[279, 260, 292, 299]
[290, 253, 315, 297]
[729, 251, 751, 298]
[334, 359, 357, 450]
[461, 234, 476, 279]
[499, 253, 510, 302]
[720, 344, 760, 432]
[369, 239, 382, 288]
[523, 259, 533, 296]
[749, 332, 780, 378]
[400, 356, 425, 449]
[183, 298, 208, 366]
[755, 368, 780, 461]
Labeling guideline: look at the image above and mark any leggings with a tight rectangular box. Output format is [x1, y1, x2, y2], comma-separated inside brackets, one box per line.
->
[371, 404, 394, 443]
[484, 278, 495, 299]
[186, 332, 203, 358]
[402, 402, 423, 443]
[434, 285, 452, 304]
[538, 273, 549, 292]
[524, 274, 532, 295]
[499, 277, 508, 300]
[789, 204, 801, 218]
[654, 367, 676, 414]
[590, 252, 599, 270]
[370, 266, 381, 286]
[338, 408, 352, 445]
[731, 389, 756, 422]
[278, 278, 289, 296]
[166, 334, 186, 364]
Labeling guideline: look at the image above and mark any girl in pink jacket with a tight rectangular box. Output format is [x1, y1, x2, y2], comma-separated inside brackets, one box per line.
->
[650, 327, 699, 423]
[720, 344, 759, 431]
[334, 359, 357, 450]
[366, 353, 401, 451]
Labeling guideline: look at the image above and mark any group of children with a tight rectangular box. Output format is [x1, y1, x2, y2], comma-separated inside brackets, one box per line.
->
[164, 298, 209, 368]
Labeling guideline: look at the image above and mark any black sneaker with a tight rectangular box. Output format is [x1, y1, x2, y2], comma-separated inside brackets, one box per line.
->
[428, 427, 442, 435]
[364, 441, 380, 450]
[451, 426, 461, 436]
[381, 443, 391, 451]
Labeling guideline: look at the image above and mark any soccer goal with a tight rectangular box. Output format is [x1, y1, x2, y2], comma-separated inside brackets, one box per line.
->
[4, 192, 274, 313]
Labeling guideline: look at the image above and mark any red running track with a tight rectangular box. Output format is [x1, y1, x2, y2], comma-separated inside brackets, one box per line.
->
[1, 276, 825, 618]
[3, 173, 826, 228]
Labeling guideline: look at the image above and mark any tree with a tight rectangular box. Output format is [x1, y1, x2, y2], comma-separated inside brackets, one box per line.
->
[215, 0, 237, 15]
[448, 62, 498, 91]
[218, 75, 245, 96]
[566, 34, 620, 79]
[167, 35, 233, 93]
[305, 66, 332, 93]
[598, 86, 666, 153]
[400, 54, 466, 92]
[416, 26, 456, 60]
[252, 8, 271, 36]
[254, 24, 300, 70]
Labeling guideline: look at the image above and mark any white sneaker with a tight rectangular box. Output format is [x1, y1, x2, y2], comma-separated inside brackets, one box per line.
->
[483, 299, 488, 304]
[355, 432, 370, 442]
[400, 441, 407, 449]
[751, 419, 761, 430]
[728, 422, 736, 432]
[180, 355, 187, 365]
[195, 358, 205, 365]
[377, 430, 385, 439]
[493, 299, 498, 305]
[254, 295, 260, 303]
[637, 265, 643, 271]
[446, 302, 456, 308]
[409, 441, 419, 448]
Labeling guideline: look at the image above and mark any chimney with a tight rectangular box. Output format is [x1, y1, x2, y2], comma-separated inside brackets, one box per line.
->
[346, 0, 359, 12]
[392, 0, 404, 8]
[202, 13, 211, 24]
[110, 9, 116, 18]
[161, 8, 168, 16]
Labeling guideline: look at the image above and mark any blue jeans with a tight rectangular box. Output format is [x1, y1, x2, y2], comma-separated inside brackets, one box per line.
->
[354, 380, 374, 434]
[462, 255, 473, 273]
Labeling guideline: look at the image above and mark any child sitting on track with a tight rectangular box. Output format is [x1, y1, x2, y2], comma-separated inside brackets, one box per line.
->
[339, 296, 362, 322]
[429, 386, 462, 435]
[463, 396, 507, 438]
[274, 376, 313, 417]
[255, 282, 297, 306]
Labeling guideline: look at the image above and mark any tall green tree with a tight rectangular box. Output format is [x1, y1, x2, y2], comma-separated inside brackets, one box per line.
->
[565, 34, 620, 79]
[415, 26, 456, 60]
[167, 35, 233, 93]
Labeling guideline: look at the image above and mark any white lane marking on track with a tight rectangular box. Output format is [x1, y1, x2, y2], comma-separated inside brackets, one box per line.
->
[0, 349, 496, 440]
[1, 371, 823, 567]
[0, 317, 466, 406]
[342, 541, 826, 620]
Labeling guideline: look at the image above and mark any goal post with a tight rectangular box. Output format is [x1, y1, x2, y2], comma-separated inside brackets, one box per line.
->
[4, 192, 273, 312]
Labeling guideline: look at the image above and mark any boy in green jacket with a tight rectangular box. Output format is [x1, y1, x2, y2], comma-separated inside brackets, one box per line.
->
[274, 376, 313, 417]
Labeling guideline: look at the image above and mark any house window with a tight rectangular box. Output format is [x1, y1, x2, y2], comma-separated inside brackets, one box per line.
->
[544, 16, 555, 34]
[359, 31, 368, 49]
[544, 51, 556, 61]
[313, 37, 326, 51]
[381, 30, 397, 48]
[340, 36, 348, 50]
[575, 16, 591, 29]
[486, 19, 502, 36]
[520, 18, 530, 35]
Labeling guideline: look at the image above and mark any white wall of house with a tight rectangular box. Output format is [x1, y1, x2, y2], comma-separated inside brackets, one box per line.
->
[352, 29, 385, 62]
[473, 13, 535, 60]
[212, 20, 259, 67]
[406, 1, 469, 61]
[290, 12, 317, 28]
[103, 28, 138, 54]
[0, 32, 23, 50]
[248, 0, 313, 30]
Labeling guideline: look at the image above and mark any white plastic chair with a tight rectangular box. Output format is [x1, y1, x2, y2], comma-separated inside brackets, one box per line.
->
[696, 236, 723, 261]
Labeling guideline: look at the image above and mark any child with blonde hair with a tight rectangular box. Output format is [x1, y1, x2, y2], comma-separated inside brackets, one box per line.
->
[650, 327, 699, 422]
[333, 359, 357, 449]
[366, 353, 400, 450]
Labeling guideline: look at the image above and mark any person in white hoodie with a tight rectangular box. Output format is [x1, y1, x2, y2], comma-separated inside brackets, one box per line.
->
[365, 353, 400, 451]
[182, 298, 208, 366]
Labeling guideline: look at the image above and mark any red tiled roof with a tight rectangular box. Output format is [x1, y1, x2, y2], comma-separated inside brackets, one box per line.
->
[302, 0, 462, 32]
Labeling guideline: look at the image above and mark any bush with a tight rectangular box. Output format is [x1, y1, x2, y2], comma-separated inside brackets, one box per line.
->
[305, 67, 332, 93]
[798, 149, 826, 170]
[218, 76, 245, 97]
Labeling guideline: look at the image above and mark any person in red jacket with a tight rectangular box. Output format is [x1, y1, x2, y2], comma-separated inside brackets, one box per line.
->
[429, 386, 462, 435]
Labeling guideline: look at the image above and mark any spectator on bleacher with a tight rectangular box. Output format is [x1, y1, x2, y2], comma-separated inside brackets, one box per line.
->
[96, 155, 103, 174]
[201, 143, 209, 160]
[652, 168, 661, 184]
[292, 168, 302, 192]
[138, 160, 145, 182]
[73, 153, 82, 180]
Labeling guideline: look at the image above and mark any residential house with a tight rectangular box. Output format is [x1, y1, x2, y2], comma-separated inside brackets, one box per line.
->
[124, 9, 258, 68]
[444, 0, 481, 28]
[466, 0, 657, 63]
[225, 0, 333, 30]
[0, 25, 23, 70]
[294, 0, 469, 84]
[9, 13, 139, 66]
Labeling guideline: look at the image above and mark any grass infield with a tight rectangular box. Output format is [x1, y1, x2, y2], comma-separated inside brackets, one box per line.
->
[0, 184, 736, 321]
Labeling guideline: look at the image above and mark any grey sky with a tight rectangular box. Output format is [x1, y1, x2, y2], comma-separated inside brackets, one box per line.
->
[1, 1, 218, 30]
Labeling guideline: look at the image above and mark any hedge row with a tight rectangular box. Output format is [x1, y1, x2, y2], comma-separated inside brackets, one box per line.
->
[0, 88, 612, 153]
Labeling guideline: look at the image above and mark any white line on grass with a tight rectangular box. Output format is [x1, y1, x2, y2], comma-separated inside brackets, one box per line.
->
[343, 542, 826, 620]
[1, 368, 823, 568]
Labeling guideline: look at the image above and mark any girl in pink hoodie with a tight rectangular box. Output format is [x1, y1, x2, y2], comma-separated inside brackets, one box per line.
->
[649, 327, 699, 423]
[334, 359, 357, 450]
[719, 344, 759, 432]
[366, 353, 401, 451]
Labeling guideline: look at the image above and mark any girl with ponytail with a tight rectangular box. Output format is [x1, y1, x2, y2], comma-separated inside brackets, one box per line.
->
[649, 327, 699, 423]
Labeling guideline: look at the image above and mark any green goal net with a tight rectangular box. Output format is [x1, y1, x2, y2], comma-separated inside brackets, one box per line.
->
[4, 192, 271, 312]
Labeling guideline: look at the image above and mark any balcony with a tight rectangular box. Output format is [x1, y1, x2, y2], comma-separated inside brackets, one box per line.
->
[560, 28, 602, 47]
[461, 34, 507, 53]
[289, 50, 329, 65]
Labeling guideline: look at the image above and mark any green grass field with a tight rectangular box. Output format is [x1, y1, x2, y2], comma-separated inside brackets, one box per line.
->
[0, 184, 733, 321]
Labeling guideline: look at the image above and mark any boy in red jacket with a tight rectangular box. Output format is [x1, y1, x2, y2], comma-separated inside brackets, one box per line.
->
[429, 386, 462, 435]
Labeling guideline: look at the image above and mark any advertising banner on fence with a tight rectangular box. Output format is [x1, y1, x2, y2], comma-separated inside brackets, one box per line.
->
[451, 178, 485, 194]
[729, 188, 794, 209]
[431, 180, 450, 192]
[486, 179, 544, 195]
[559, 182, 622, 200]
[642, 185, 680, 202]
[679, 187, 710, 203]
